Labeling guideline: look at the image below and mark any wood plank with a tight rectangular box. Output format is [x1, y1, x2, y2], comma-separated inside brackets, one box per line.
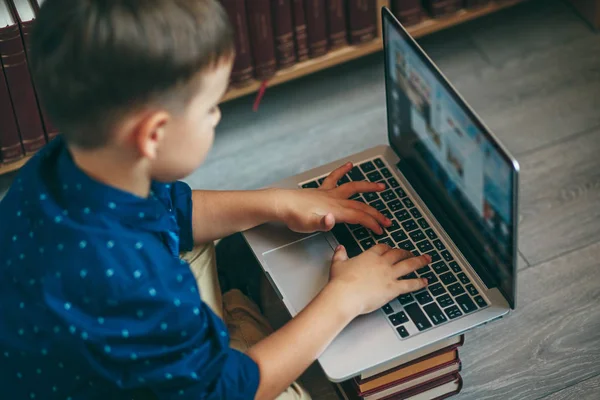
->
[542, 373, 600, 400]
[518, 128, 600, 265]
[458, 240, 600, 400]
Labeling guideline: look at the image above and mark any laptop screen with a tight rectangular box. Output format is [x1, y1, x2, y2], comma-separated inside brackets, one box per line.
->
[383, 10, 518, 308]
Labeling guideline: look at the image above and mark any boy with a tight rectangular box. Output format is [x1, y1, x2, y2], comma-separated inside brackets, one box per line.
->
[0, 1, 429, 399]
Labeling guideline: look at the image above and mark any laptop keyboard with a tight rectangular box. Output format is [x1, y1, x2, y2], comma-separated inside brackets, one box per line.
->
[300, 157, 489, 340]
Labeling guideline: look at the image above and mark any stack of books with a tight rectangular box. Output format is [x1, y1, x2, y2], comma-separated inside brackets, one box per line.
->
[334, 335, 464, 400]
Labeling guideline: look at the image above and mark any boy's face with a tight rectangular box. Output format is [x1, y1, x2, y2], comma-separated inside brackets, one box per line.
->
[150, 59, 233, 182]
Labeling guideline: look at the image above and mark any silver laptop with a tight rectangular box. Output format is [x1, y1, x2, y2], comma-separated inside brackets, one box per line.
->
[242, 7, 519, 382]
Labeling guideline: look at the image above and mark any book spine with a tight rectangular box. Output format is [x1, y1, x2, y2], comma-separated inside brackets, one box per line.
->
[464, 0, 490, 8]
[304, 0, 328, 57]
[271, 0, 297, 69]
[0, 25, 46, 154]
[246, 0, 277, 80]
[346, 0, 376, 44]
[391, 0, 423, 26]
[424, 0, 463, 17]
[221, 0, 254, 85]
[0, 61, 23, 163]
[292, 0, 310, 61]
[327, 0, 347, 49]
[19, 19, 59, 141]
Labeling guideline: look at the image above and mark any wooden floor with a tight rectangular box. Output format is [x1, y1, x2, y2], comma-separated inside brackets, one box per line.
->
[1, 0, 599, 398]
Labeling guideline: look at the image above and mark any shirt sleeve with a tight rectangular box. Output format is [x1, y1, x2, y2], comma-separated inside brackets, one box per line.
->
[46, 268, 260, 400]
[168, 181, 194, 253]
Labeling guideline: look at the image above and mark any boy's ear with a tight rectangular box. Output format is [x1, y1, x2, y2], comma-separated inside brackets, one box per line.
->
[135, 111, 170, 160]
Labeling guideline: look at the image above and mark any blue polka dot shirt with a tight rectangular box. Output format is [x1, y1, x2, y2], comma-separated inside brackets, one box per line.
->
[0, 137, 259, 399]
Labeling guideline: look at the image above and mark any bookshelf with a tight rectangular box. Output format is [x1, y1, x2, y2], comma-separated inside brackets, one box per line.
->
[221, 0, 526, 103]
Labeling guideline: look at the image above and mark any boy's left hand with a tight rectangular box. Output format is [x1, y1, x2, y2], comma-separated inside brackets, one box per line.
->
[275, 163, 392, 235]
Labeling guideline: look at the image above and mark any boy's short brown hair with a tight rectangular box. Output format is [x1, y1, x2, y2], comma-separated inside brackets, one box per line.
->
[30, 0, 234, 149]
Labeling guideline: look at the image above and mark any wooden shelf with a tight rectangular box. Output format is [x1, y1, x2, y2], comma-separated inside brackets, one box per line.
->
[221, 0, 525, 103]
[0, 154, 33, 176]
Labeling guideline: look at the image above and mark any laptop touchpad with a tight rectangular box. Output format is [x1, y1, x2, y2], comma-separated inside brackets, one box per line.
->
[263, 234, 334, 316]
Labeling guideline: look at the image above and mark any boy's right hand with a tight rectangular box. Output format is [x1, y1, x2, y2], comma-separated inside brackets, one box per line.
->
[327, 244, 430, 318]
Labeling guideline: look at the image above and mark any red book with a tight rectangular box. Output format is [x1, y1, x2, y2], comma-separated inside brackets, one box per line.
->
[327, 0, 347, 49]
[391, 0, 423, 26]
[304, 0, 328, 58]
[0, 0, 46, 154]
[0, 56, 23, 163]
[292, 0, 310, 61]
[464, 0, 490, 8]
[346, 0, 376, 44]
[221, 0, 254, 85]
[9, 0, 58, 141]
[271, 0, 296, 69]
[246, 0, 277, 80]
[424, 0, 463, 17]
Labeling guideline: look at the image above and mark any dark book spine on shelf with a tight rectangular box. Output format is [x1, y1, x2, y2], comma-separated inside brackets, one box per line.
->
[246, 0, 277, 80]
[271, 0, 297, 69]
[346, 0, 376, 44]
[0, 24, 46, 154]
[221, 0, 254, 85]
[304, 0, 328, 57]
[424, 0, 463, 17]
[464, 0, 490, 8]
[292, 0, 310, 61]
[0, 60, 23, 163]
[391, 0, 423, 26]
[327, 0, 347, 49]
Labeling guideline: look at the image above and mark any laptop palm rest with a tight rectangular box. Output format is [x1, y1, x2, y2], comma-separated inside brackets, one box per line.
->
[263, 234, 334, 316]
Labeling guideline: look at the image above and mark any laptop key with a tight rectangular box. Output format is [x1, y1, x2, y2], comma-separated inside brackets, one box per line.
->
[392, 230, 408, 243]
[370, 200, 386, 211]
[432, 261, 449, 274]
[405, 272, 418, 279]
[331, 224, 361, 258]
[364, 192, 379, 202]
[381, 210, 393, 220]
[402, 198, 414, 208]
[355, 195, 366, 203]
[397, 293, 414, 305]
[444, 305, 463, 320]
[449, 261, 462, 273]
[474, 296, 488, 308]
[381, 190, 396, 202]
[372, 230, 388, 240]
[378, 238, 394, 248]
[360, 238, 376, 250]
[433, 239, 445, 251]
[455, 294, 478, 314]
[396, 325, 410, 338]
[409, 230, 425, 242]
[415, 291, 433, 305]
[448, 283, 466, 297]
[404, 303, 432, 331]
[347, 223, 362, 230]
[360, 161, 376, 174]
[382, 303, 394, 314]
[402, 220, 419, 232]
[423, 303, 448, 325]
[388, 199, 403, 212]
[353, 228, 370, 240]
[427, 250, 441, 262]
[416, 265, 431, 274]
[373, 158, 385, 169]
[437, 294, 454, 308]
[425, 228, 437, 240]
[440, 272, 458, 286]
[457, 272, 471, 285]
[318, 177, 325, 186]
[380, 168, 392, 178]
[398, 240, 415, 251]
[417, 241, 433, 253]
[387, 220, 401, 232]
[348, 166, 365, 181]
[389, 311, 409, 326]
[367, 171, 383, 182]
[349, 192, 360, 200]
[417, 218, 430, 229]
[410, 208, 422, 219]
[428, 283, 446, 297]
[465, 284, 479, 296]
[377, 180, 389, 190]
[395, 188, 407, 198]
[420, 272, 438, 285]
[302, 181, 319, 189]
[388, 178, 400, 188]
[395, 209, 411, 221]
[337, 175, 350, 186]
[441, 250, 453, 262]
